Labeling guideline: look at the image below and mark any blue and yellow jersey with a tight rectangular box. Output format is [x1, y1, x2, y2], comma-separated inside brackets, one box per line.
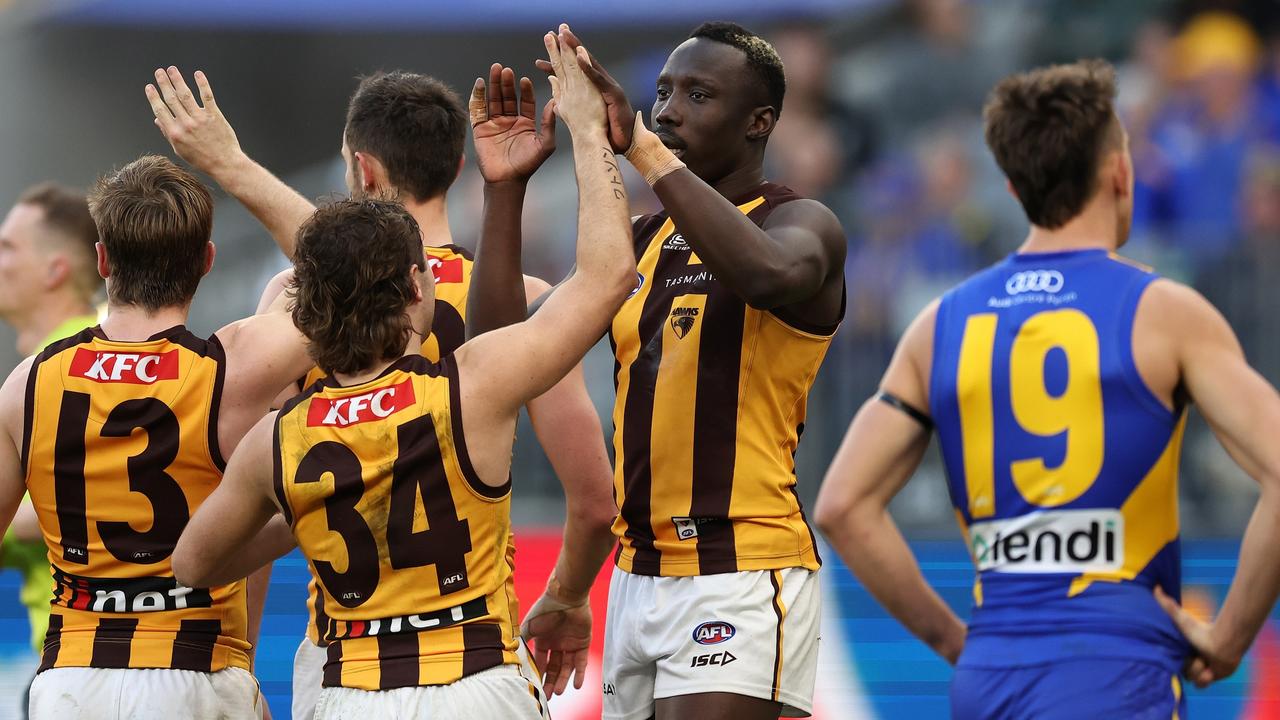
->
[929, 248, 1189, 670]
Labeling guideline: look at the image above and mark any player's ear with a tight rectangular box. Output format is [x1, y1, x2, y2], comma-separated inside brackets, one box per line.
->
[746, 106, 777, 142]
[95, 242, 110, 280]
[1112, 150, 1132, 199]
[44, 254, 70, 291]
[1005, 179, 1019, 202]
[455, 155, 465, 181]
[354, 152, 383, 194]
[202, 241, 216, 277]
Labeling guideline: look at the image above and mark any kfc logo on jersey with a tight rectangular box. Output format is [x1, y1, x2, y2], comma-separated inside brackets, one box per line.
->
[307, 379, 416, 427]
[692, 620, 736, 645]
[69, 349, 179, 385]
[428, 256, 464, 284]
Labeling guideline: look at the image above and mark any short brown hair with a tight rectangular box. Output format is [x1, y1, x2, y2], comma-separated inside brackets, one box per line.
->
[345, 71, 466, 202]
[290, 199, 426, 375]
[17, 182, 100, 300]
[983, 60, 1121, 229]
[87, 155, 213, 311]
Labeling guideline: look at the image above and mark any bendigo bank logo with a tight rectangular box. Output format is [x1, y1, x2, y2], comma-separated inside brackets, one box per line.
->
[308, 378, 416, 428]
[69, 349, 179, 385]
[692, 620, 736, 645]
[670, 306, 699, 339]
[968, 509, 1123, 574]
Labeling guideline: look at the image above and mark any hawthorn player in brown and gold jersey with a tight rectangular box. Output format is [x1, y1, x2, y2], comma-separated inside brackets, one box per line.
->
[174, 42, 636, 715]
[147, 62, 620, 715]
[0, 155, 317, 720]
[530, 22, 846, 720]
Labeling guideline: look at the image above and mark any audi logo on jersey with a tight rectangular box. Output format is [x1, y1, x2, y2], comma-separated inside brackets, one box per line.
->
[1005, 270, 1065, 295]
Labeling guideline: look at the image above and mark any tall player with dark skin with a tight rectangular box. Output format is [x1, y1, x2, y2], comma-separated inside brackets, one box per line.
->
[528, 24, 846, 720]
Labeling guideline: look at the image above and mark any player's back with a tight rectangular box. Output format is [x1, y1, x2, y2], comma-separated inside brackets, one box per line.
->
[275, 354, 519, 691]
[929, 248, 1188, 670]
[23, 325, 250, 673]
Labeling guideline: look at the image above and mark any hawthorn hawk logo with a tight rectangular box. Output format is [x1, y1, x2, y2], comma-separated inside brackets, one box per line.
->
[670, 307, 699, 339]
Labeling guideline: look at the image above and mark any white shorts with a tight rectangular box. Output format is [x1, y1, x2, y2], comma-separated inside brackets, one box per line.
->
[602, 566, 819, 720]
[294, 636, 544, 720]
[29, 666, 261, 720]
[312, 663, 548, 720]
[293, 637, 327, 720]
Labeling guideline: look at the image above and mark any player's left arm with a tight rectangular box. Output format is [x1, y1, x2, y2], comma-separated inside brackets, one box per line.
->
[814, 300, 967, 664]
[521, 271, 618, 694]
[174, 413, 296, 588]
[1144, 281, 1280, 687]
[0, 358, 34, 541]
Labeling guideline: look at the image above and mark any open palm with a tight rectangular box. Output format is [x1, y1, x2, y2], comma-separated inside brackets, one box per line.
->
[470, 64, 556, 184]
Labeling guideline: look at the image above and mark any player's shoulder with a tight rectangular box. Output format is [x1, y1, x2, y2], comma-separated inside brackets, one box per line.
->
[1137, 277, 1225, 330]
[0, 355, 35, 440]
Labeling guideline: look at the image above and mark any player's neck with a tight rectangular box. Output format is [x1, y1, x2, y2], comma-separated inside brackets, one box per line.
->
[402, 194, 453, 249]
[97, 301, 190, 342]
[1018, 201, 1121, 256]
[10, 293, 95, 355]
[710, 161, 767, 202]
[331, 334, 423, 387]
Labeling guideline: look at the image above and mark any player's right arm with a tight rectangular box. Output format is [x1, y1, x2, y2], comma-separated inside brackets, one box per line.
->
[466, 63, 556, 337]
[454, 30, 633, 481]
[1139, 281, 1280, 687]
[814, 301, 968, 664]
[0, 358, 34, 540]
[146, 67, 315, 258]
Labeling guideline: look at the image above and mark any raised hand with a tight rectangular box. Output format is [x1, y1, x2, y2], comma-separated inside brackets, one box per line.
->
[145, 67, 244, 177]
[1155, 585, 1244, 688]
[537, 24, 635, 153]
[469, 63, 556, 185]
[520, 590, 593, 696]
[542, 28, 607, 137]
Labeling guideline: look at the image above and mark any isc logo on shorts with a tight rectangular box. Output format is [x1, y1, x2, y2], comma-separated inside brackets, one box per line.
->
[307, 378, 416, 428]
[692, 621, 735, 645]
[968, 509, 1123, 574]
[69, 349, 179, 385]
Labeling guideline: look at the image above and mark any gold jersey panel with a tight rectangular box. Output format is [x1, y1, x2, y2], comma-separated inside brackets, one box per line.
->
[609, 183, 843, 577]
[22, 326, 249, 674]
[298, 245, 475, 644]
[276, 355, 518, 690]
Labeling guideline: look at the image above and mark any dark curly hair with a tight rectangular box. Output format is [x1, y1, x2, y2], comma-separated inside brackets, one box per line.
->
[289, 199, 426, 375]
[345, 71, 467, 203]
[690, 21, 786, 116]
[983, 59, 1122, 229]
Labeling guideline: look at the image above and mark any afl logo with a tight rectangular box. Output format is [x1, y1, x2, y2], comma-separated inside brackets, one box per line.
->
[1005, 270, 1064, 295]
[693, 621, 736, 645]
[628, 272, 645, 299]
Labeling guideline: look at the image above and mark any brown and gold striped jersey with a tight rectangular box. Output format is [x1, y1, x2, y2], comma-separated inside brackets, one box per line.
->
[610, 183, 842, 577]
[276, 355, 519, 690]
[23, 326, 250, 674]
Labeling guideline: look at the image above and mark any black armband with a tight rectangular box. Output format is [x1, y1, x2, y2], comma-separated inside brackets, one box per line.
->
[876, 391, 933, 430]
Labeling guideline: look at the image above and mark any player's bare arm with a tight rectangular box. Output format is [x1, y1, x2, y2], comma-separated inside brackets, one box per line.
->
[173, 413, 289, 588]
[0, 357, 34, 540]
[815, 300, 968, 664]
[1131, 280, 1280, 688]
[213, 309, 316, 457]
[147, 67, 315, 258]
[466, 63, 556, 337]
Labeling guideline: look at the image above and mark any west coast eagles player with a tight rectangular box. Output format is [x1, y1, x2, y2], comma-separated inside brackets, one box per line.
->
[172, 34, 634, 719]
[0, 155, 318, 718]
[816, 60, 1280, 718]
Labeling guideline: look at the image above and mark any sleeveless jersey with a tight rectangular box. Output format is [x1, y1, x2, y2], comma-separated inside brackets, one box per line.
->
[299, 243, 474, 644]
[276, 355, 519, 690]
[610, 182, 842, 577]
[930, 249, 1189, 669]
[22, 326, 250, 674]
